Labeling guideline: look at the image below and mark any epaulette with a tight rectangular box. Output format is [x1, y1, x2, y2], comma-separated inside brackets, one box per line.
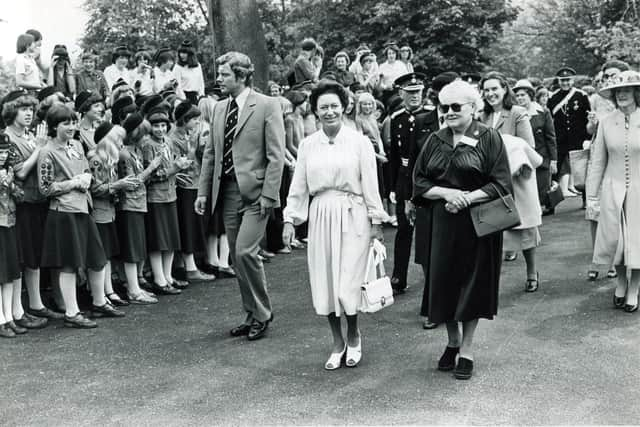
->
[390, 107, 407, 119]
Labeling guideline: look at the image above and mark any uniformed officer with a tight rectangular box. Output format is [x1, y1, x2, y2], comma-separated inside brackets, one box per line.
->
[547, 67, 591, 197]
[388, 72, 431, 296]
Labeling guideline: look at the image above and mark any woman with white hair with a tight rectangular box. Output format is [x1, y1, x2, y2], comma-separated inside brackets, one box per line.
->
[412, 80, 512, 379]
[586, 70, 640, 313]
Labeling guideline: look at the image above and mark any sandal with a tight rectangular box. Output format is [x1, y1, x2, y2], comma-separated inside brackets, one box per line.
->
[587, 270, 599, 281]
[346, 336, 362, 368]
[107, 292, 130, 307]
[525, 273, 539, 293]
[128, 291, 158, 305]
[324, 345, 347, 370]
[607, 269, 618, 279]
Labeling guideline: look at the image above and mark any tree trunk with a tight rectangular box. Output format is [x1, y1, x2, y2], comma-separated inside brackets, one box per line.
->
[208, 0, 270, 90]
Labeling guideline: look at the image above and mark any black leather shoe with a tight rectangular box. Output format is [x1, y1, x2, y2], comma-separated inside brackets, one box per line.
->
[151, 282, 181, 295]
[199, 263, 219, 275]
[64, 313, 97, 329]
[454, 357, 474, 380]
[422, 319, 438, 330]
[90, 303, 126, 318]
[171, 279, 189, 290]
[525, 273, 539, 293]
[624, 303, 638, 313]
[230, 323, 252, 337]
[614, 293, 626, 309]
[217, 266, 236, 278]
[437, 346, 459, 371]
[15, 312, 48, 329]
[27, 306, 64, 320]
[7, 320, 28, 335]
[247, 319, 270, 341]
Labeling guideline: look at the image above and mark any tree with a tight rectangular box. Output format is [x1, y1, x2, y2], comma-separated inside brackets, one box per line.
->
[257, 0, 519, 83]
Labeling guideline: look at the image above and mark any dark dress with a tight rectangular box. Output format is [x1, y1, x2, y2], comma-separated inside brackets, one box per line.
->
[412, 121, 512, 323]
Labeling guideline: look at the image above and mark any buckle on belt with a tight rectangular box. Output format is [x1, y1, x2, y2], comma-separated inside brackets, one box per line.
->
[401, 157, 409, 167]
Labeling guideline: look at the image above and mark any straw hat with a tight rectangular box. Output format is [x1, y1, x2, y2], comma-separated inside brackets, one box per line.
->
[599, 70, 640, 100]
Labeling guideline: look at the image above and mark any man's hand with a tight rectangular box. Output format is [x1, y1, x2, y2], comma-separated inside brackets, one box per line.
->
[194, 196, 207, 215]
[260, 196, 276, 218]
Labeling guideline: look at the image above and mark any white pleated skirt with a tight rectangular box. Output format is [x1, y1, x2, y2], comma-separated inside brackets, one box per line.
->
[307, 190, 371, 316]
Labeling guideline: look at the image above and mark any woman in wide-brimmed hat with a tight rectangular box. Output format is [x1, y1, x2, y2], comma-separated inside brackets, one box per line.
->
[586, 70, 640, 313]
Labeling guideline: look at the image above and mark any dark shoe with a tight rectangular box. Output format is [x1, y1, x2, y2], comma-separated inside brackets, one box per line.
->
[247, 319, 270, 341]
[437, 346, 459, 371]
[258, 254, 271, 263]
[454, 357, 474, 380]
[186, 270, 215, 283]
[27, 306, 64, 320]
[199, 263, 219, 275]
[217, 266, 236, 278]
[390, 277, 407, 295]
[607, 269, 618, 279]
[7, 321, 27, 335]
[614, 293, 626, 309]
[525, 273, 539, 293]
[64, 313, 97, 329]
[106, 292, 130, 307]
[171, 279, 189, 290]
[230, 323, 252, 337]
[15, 312, 48, 329]
[422, 319, 438, 330]
[90, 303, 126, 318]
[587, 270, 599, 281]
[624, 303, 639, 313]
[151, 282, 181, 295]
[504, 252, 517, 261]
[0, 323, 16, 338]
[260, 249, 276, 258]
[138, 275, 148, 286]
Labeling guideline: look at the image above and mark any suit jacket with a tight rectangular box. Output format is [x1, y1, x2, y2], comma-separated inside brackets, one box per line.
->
[197, 90, 285, 210]
[480, 105, 535, 148]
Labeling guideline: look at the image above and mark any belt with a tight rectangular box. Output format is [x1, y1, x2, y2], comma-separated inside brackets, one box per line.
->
[315, 189, 366, 236]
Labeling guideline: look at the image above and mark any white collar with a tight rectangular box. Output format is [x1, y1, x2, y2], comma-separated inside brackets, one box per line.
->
[233, 87, 251, 114]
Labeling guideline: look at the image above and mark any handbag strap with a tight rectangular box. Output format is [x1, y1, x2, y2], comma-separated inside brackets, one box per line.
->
[363, 245, 386, 283]
[488, 182, 511, 209]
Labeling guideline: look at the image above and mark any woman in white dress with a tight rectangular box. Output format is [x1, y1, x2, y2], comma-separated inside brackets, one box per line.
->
[283, 80, 388, 370]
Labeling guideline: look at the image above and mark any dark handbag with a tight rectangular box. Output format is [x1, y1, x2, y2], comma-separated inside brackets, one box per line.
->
[546, 182, 564, 208]
[469, 183, 521, 237]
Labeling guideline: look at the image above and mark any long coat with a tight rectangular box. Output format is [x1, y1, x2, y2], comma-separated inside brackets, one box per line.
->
[480, 105, 535, 148]
[586, 108, 640, 267]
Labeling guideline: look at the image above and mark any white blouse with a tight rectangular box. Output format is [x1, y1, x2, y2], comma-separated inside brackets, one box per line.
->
[173, 64, 205, 95]
[284, 125, 389, 225]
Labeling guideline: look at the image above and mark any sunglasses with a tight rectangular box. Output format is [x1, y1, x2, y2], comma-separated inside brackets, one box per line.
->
[439, 102, 471, 113]
[603, 73, 617, 80]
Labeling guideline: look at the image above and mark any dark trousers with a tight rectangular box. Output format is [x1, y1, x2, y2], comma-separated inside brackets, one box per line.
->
[392, 196, 413, 287]
[536, 167, 551, 207]
[420, 264, 430, 317]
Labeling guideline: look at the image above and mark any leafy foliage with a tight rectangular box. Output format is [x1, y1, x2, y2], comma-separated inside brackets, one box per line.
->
[258, 0, 519, 83]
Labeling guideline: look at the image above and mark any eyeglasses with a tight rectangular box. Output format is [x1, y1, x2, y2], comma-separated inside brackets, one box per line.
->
[603, 73, 617, 80]
[438, 102, 472, 113]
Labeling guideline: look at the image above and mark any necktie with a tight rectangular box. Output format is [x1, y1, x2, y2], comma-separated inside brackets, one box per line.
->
[439, 115, 445, 125]
[222, 98, 238, 176]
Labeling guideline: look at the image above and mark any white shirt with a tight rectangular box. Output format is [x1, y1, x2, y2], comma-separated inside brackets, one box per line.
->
[15, 53, 41, 88]
[173, 63, 205, 95]
[378, 60, 410, 90]
[103, 64, 132, 91]
[129, 67, 154, 96]
[233, 87, 251, 116]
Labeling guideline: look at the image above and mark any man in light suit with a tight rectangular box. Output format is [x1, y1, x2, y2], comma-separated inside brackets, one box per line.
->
[195, 52, 285, 341]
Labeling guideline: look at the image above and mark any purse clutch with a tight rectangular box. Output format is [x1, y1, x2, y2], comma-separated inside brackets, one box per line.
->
[469, 183, 521, 237]
[569, 148, 590, 191]
[360, 243, 394, 313]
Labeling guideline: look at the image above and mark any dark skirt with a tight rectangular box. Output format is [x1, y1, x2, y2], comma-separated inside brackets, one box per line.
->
[205, 196, 225, 237]
[116, 211, 147, 263]
[176, 187, 206, 254]
[146, 201, 181, 252]
[0, 226, 21, 283]
[96, 221, 120, 260]
[41, 211, 107, 270]
[15, 201, 48, 269]
[416, 200, 501, 323]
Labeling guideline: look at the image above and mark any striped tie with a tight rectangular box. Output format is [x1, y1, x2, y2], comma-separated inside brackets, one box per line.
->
[222, 99, 238, 176]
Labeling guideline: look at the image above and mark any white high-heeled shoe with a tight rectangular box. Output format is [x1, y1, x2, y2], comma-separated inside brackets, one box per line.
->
[346, 337, 362, 367]
[324, 345, 347, 370]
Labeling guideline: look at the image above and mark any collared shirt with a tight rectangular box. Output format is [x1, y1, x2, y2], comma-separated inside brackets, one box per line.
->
[37, 139, 92, 213]
[6, 126, 46, 203]
[129, 67, 154, 96]
[167, 126, 201, 189]
[153, 67, 185, 99]
[103, 64, 132, 91]
[77, 121, 97, 154]
[173, 63, 205, 95]
[15, 53, 41, 89]
[142, 136, 177, 203]
[234, 87, 251, 116]
[88, 152, 117, 223]
[75, 69, 109, 99]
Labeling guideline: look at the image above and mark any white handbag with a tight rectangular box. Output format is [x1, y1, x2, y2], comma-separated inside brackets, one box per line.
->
[359, 240, 394, 313]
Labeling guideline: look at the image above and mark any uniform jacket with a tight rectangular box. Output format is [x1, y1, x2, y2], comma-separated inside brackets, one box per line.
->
[389, 105, 438, 200]
[142, 136, 177, 204]
[586, 109, 640, 267]
[167, 126, 201, 190]
[37, 139, 92, 213]
[480, 105, 535, 148]
[198, 90, 285, 210]
[528, 103, 557, 168]
[117, 146, 147, 212]
[0, 168, 23, 227]
[547, 88, 590, 155]
[88, 152, 117, 223]
[6, 128, 46, 203]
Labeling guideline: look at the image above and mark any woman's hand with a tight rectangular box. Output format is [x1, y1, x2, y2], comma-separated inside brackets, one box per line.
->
[282, 222, 295, 248]
[35, 123, 48, 146]
[175, 156, 193, 170]
[113, 175, 140, 191]
[444, 189, 470, 214]
[370, 224, 384, 243]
